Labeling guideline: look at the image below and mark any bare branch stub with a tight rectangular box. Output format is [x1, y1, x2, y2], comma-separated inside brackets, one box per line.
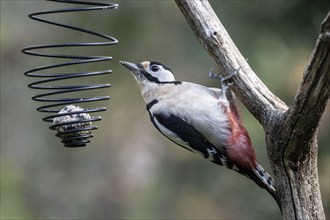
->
[283, 12, 330, 164]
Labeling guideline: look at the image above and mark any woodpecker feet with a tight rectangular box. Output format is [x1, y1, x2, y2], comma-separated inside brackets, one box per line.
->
[209, 66, 241, 91]
[209, 66, 240, 82]
[208, 68, 220, 79]
[221, 67, 241, 86]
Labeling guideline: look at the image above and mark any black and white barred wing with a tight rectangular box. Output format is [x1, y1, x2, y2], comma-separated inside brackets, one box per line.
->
[149, 112, 229, 167]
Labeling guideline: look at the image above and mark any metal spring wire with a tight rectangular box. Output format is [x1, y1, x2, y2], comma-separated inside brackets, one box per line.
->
[22, 0, 119, 147]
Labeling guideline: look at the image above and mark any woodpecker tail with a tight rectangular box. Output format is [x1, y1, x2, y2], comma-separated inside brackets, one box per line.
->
[245, 163, 281, 210]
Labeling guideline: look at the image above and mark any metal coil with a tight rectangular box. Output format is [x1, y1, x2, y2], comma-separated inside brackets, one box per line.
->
[22, 0, 118, 147]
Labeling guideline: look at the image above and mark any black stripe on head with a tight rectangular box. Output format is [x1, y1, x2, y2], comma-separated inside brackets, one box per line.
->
[141, 70, 162, 83]
[141, 70, 182, 85]
[140, 61, 182, 85]
[150, 61, 173, 72]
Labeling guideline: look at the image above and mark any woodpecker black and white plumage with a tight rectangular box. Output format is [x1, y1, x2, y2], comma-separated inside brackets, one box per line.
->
[120, 60, 280, 208]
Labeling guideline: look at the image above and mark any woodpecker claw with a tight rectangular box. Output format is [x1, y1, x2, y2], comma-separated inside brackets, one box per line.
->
[209, 66, 241, 92]
[209, 66, 241, 82]
[221, 66, 241, 85]
[208, 68, 220, 79]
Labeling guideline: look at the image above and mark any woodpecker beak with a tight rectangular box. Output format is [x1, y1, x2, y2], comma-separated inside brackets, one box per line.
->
[120, 61, 142, 74]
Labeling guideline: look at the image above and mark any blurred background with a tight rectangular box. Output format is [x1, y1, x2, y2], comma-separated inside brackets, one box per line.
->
[1, 0, 329, 219]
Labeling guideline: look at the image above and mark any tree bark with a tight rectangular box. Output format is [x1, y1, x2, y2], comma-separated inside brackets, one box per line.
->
[175, 0, 329, 219]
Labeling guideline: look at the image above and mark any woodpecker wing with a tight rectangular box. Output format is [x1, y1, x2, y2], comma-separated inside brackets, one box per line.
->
[149, 111, 231, 167]
[150, 111, 281, 207]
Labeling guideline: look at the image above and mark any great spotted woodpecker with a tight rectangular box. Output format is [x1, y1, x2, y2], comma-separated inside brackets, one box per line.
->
[120, 60, 280, 208]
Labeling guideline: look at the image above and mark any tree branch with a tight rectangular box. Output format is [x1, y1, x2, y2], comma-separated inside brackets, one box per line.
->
[284, 12, 330, 163]
[279, 12, 330, 219]
[175, 0, 287, 127]
[175, 0, 329, 219]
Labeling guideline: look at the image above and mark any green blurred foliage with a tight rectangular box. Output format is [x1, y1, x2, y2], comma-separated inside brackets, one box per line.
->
[1, 0, 329, 219]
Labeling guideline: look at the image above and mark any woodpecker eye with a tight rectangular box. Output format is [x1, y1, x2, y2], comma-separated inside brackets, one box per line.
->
[150, 65, 160, 72]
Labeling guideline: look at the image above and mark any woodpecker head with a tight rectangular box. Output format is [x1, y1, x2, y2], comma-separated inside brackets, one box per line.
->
[120, 60, 176, 84]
